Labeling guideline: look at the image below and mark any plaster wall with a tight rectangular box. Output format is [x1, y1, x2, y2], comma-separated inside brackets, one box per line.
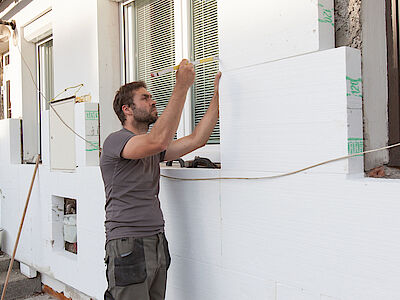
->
[0, 1, 399, 300]
[334, 0, 362, 49]
[361, 0, 390, 170]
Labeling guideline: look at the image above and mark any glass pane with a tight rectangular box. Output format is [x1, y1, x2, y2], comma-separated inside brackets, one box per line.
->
[39, 39, 54, 110]
[135, 0, 175, 117]
[124, 3, 136, 83]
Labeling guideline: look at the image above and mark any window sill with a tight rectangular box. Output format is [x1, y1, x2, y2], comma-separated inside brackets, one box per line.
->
[160, 164, 220, 180]
[180, 144, 220, 163]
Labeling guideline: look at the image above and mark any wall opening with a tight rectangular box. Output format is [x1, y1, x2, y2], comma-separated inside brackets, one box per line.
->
[52, 196, 77, 255]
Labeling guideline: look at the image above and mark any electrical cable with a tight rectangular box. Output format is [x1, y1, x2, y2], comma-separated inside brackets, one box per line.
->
[16, 42, 101, 151]
[14, 34, 400, 181]
[160, 142, 400, 181]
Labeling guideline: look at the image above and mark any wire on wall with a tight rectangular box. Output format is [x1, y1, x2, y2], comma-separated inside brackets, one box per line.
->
[14, 31, 400, 181]
[16, 42, 101, 151]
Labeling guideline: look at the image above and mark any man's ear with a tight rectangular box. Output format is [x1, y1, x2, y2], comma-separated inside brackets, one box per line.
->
[122, 104, 133, 118]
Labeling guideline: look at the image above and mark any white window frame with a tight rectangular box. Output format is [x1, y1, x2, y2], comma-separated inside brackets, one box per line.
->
[36, 36, 54, 111]
[36, 35, 53, 157]
[120, 0, 220, 163]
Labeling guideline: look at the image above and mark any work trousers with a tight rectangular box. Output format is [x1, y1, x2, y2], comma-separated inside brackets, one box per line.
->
[104, 233, 171, 300]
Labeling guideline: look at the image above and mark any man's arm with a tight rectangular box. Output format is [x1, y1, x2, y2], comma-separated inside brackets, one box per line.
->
[122, 60, 195, 160]
[164, 71, 221, 162]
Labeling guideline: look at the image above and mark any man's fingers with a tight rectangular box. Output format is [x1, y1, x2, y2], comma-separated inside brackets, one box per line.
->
[215, 71, 221, 81]
[175, 58, 196, 88]
[214, 71, 222, 89]
[179, 59, 189, 67]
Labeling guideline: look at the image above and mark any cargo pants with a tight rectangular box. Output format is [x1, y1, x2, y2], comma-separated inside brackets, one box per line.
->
[104, 233, 171, 300]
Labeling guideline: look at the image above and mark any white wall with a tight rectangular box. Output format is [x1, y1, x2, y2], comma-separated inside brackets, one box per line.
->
[2, 0, 52, 162]
[0, 0, 118, 299]
[0, 1, 399, 300]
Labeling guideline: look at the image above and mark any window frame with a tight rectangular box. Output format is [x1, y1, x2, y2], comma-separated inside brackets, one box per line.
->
[36, 36, 54, 111]
[120, 0, 220, 163]
[36, 35, 54, 158]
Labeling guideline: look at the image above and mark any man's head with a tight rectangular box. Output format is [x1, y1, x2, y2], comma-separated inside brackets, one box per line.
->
[113, 81, 158, 126]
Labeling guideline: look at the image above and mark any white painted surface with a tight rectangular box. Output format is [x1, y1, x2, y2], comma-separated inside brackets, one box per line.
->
[20, 31, 39, 163]
[49, 99, 75, 171]
[97, 0, 122, 145]
[277, 283, 319, 300]
[0, 1, 399, 300]
[0, 119, 21, 164]
[23, 10, 52, 43]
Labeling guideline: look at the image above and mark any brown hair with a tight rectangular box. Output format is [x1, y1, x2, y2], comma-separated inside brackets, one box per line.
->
[113, 81, 147, 125]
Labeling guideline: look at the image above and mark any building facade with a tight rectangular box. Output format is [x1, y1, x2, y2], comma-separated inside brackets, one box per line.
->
[0, 0, 399, 299]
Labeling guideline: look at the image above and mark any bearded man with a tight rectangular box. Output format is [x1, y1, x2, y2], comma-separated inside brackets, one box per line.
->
[100, 59, 221, 300]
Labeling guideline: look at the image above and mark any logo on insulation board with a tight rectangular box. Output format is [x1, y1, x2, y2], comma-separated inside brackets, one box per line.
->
[346, 77, 362, 98]
[86, 142, 99, 152]
[348, 138, 363, 156]
[85, 111, 98, 120]
[318, 3, 334, 27]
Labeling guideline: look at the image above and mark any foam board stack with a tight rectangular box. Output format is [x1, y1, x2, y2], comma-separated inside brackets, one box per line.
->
[218, 0, 364, 175]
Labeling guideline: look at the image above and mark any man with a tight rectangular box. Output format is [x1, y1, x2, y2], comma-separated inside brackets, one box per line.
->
[100, 59, 221, 300]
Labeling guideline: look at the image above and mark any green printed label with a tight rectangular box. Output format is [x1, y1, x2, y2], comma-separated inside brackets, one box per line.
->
[348, 138, 363, 156]
[346, 76, 363, 98]
[318, 3, 334, 27]
[86, 142, 99, 152]
[85, 110, 98, 120]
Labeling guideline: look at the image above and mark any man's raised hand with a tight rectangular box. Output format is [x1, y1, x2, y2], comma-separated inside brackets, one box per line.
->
[175, 59, 195, 90]
[214, 71, 221, 94]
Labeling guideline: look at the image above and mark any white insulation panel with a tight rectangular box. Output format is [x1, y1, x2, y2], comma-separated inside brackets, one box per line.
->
[220, 47, 363, 174]
[218, 0, 334, 71]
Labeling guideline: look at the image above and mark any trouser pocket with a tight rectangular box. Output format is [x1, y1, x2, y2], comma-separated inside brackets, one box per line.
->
[114, 238, 147, 286]
[162, 235, 171, 270]
[104, 253, 110, 284]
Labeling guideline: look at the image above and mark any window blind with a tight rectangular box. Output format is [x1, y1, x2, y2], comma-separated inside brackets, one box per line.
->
[192, 0, 219, 143]
[135, 0, 175, 116]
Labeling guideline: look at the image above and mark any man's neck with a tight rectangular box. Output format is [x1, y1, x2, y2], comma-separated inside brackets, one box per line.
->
[123, 121, 149, 135]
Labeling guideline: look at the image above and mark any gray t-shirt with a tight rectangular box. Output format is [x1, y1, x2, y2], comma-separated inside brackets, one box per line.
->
[100, 128, 166, 242]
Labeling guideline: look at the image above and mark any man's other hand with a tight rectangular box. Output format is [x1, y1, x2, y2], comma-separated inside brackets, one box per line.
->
[214, 71, 221, 93]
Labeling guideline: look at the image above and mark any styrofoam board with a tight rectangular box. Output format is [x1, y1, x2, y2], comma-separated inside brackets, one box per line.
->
[218, 0, 334, 72]
[220, 47, 362, 174]
[219, 175, 400, 300]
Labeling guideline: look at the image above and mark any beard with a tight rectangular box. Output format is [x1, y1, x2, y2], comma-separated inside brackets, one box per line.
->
[133, 107, 158, 125]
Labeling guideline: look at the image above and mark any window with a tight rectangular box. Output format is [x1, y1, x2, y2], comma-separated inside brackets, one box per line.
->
[2, 53, 11, 119]
[37, 37, 54, 156]
[192, 0, 219, 143]
[122, 0, 220, 145]
[123, 0, 175, 118]
[37, 38, 54, 111]
[386, 0, 400, 166]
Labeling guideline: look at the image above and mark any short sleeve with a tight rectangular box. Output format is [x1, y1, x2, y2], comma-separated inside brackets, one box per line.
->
[102, 129, 134, 159]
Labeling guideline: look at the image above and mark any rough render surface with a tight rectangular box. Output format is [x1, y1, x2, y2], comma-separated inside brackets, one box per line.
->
[335, 0, 362, 49]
